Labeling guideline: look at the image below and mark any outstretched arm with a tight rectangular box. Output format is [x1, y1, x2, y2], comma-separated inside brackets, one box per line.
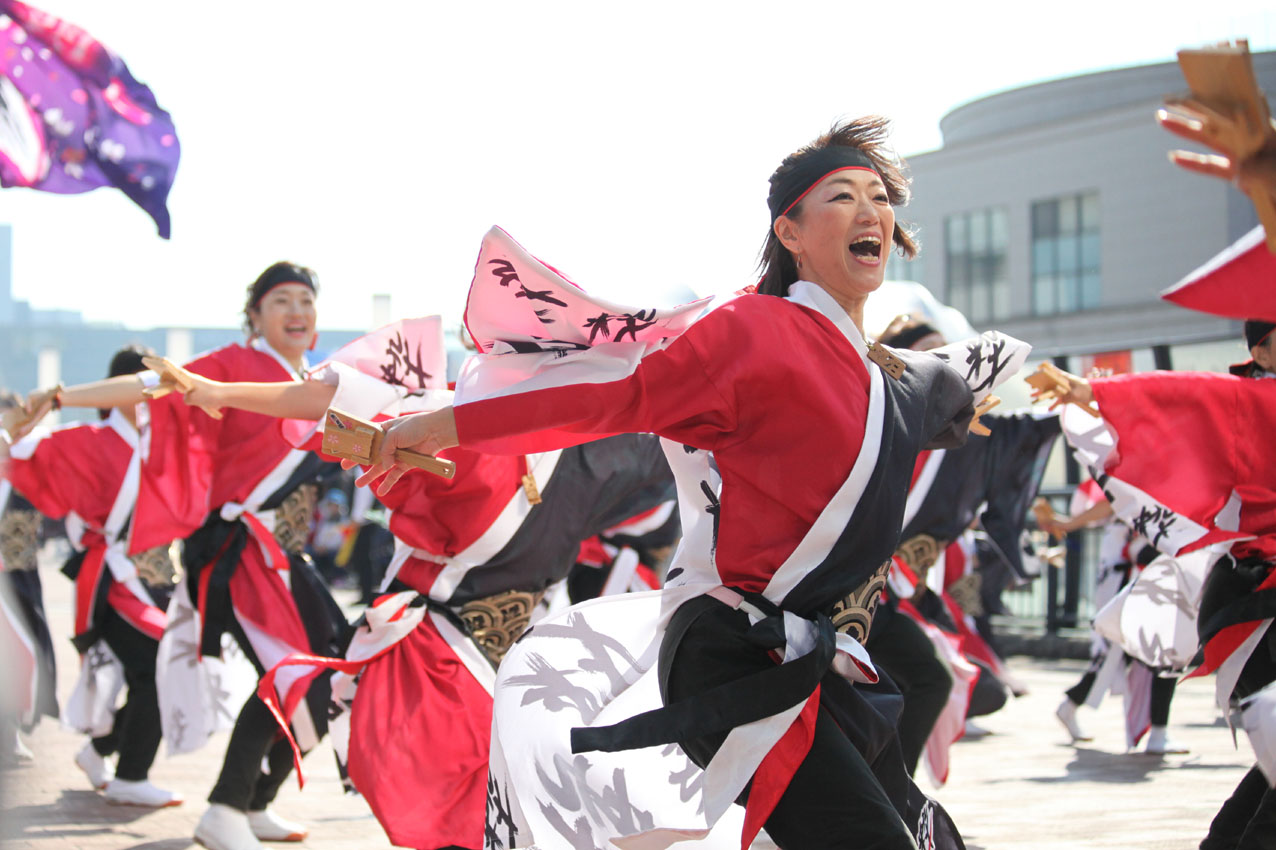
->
[182, 375, 337, 421]
[27, 375, 148, 416]
[1042, 500, 1114, 536]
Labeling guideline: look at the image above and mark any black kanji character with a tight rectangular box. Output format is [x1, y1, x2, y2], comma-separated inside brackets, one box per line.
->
[489, 259, 520, 288]
[701, 480, 720, 554]
[613, 310, 657, 342]
[1130, 504, 1177, 547]
[964, 337, 1010, 393]
[380, 331, 433, 388]
[515, 284, 568, 307]
[583, 312, 614, 343]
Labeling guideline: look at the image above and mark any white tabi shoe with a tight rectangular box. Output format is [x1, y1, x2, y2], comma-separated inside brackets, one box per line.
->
[195, 804, 264, 850]
[1144, 725, 1190, 755]
[963, 719, 992, 739]
[6, 731, 34, 765]
[74, 741, 114, 789]
[104, 778, 184, 807]
[1055, 698, 1092, 742]
[248, 808, 308, 842]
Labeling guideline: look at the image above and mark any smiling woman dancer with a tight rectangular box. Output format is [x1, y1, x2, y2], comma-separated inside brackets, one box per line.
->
[356, 118, 1028, 849]
[22, 263, 347, 850]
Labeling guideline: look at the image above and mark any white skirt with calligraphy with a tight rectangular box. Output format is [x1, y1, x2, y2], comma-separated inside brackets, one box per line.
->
[485, 589, 753, 850]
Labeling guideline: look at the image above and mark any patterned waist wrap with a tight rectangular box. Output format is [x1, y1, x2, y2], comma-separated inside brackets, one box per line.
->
[132, 542, 181, 588]
[455, 589, 545, 668]
[829, 559, 892, 643]
[895, 532, 940, 573]
[0, 507, 41, 571]
[273, 483, 318, 555]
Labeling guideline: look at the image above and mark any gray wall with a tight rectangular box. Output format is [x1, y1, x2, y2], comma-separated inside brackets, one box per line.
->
[899, 53, 1274, 356]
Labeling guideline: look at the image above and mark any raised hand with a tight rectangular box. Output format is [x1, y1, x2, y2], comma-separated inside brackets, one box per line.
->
[1026, 363, 1098, 417]
[1158, 106, 1276, 198]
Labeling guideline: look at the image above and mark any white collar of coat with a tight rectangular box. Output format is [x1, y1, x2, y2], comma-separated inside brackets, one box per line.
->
[785, 280, 869, 366]
[105, 407, 139, 450]
[251, 336, 308, 380]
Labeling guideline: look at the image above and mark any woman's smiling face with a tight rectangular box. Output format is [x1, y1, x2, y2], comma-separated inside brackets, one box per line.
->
[776, 167, 894, 304]
[250, 282, 316, 360]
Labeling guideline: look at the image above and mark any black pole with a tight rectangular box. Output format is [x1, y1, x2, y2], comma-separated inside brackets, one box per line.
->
[1050, 354, 1084, 632]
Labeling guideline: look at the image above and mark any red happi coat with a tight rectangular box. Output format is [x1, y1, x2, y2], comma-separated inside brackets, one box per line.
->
[139, 341, 338, 743]
[6, 411, 165, 642]
[457, 291, 872, 597]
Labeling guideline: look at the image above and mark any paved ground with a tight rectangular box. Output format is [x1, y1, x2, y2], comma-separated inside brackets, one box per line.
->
[1, 558, 1259, 850]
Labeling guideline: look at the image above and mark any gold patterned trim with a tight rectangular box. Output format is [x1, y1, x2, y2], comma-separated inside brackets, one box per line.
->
[895, 533, 940, 573]
[0, 509, 40, 571]
[830, 560, 892, 645]
[272, 484, 319, 555]
[457, 589, 545, 668]
[132, 541, 182, 587]
[947, 571, 984, 617]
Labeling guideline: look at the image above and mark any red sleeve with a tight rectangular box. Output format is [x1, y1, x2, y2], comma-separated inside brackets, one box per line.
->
[6, 427, 122, 522]
[132, 347, 238, 552]
[1091, 372, 1250, 530]
[455, 303, 746, 455]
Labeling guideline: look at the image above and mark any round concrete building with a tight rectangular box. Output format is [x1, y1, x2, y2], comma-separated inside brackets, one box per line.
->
[891, 50, 1276, 372]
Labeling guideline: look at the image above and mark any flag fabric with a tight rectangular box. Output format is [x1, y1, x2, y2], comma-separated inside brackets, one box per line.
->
[0, 1, 179, 237]
[1161, 226, 1276, 322]
[281, 316, 452, 450]
[454, 225, 714, 451]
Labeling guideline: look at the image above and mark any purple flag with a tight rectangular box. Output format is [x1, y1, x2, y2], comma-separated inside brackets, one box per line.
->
[0, 1, 179, 237]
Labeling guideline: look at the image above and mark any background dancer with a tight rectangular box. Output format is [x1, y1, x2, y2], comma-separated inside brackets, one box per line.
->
[4, 346, 183, 806]
[1035, 323, 1276, 850]
[1044, 486, 1186, 754]
[22, 263, 348, 850]
[0, 391, 58, 767]
[359, 119, 1029, 849]
[870, 316, 1057, 781]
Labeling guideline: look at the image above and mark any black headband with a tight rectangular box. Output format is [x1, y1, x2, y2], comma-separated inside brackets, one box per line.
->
[249, 262, 317, 309]
[768, 147, 882, 223]
[1245, 319, 1276, 350]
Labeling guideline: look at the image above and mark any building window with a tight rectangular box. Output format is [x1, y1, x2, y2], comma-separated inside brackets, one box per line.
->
[885, 250, 924, 285]
[1031, 192, 1100, 315]
[944, 207, 1008, 324]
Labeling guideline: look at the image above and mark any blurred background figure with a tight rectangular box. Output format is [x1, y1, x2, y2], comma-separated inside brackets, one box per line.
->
[308, 488, 351, 587]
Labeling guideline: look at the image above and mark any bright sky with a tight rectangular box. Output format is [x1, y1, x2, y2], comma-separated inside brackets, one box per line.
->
[4, 0, 1276, 332]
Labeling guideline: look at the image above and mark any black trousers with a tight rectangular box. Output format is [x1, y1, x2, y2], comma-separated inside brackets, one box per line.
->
[1064, 664, 1177, 725]
[205, 605, 309, 813]
[1198, 558, 1276, 849]
[966, 660, 1008, 720]
[1200, 766, 1276, 850]
[89, 610, 162, 781]
[867, 609, 953, 777]
[207, 693, 297, 812]
[663, 600, 917, 850]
